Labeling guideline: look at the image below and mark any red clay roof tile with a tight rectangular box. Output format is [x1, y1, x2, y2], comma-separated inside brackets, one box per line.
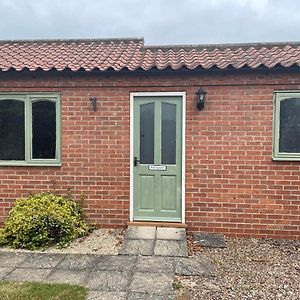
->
[0, 38, 300, 72]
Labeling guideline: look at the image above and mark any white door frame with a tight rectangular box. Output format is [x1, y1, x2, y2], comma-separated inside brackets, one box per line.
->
[129, 91, 186, 223]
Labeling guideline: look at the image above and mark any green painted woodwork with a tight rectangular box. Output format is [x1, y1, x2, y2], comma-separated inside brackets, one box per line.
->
[161, 175, 177, 210]
[0, 93, 61, 166]
[0, 99, 25, 160]
[133, 96, 182, 221]
[273, 91, 300, 161]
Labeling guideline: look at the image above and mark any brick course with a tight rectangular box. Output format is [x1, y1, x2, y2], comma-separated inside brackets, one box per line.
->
[0, 70, 299, 240]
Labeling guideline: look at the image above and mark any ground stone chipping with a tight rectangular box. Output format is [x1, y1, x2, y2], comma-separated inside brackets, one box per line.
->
[175, 236, 300, 300]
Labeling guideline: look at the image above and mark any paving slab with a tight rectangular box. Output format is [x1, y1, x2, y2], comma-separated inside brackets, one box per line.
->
[46, 269, 89, 285]
[87, 291, 127, 300]
[4, 267, 52, 282]
[95, 255, 136, 271]
[128, 292, 174, 300]
[125, 226, 156, 240]
[129, 272, 173, 295]
[87, 270, 131, 291]
[154, 240, 188, 257]
[0, 267, 13, 279]
[19, 253, 65, 268]
[56, 254, 99, 270]
[175, 257, 215, 276]
[0, 252, 29, 267]
[135, 256, 175, 274]
[156, 227, 186, 240]
[119, 239, 154, 256]
[193, 232, 226, 248]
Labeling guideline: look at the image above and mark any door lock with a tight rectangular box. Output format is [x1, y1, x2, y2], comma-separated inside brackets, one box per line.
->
[134, 157, 140, 166]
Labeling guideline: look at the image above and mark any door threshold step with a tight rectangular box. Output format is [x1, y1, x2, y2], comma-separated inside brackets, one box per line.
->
[127, 221, 187, 228]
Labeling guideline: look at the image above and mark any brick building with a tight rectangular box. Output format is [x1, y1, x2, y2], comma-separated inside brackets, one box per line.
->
[0, 38, 299, 239]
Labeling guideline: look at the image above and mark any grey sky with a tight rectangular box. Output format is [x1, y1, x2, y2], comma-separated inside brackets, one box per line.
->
[0, 0, 299, 45]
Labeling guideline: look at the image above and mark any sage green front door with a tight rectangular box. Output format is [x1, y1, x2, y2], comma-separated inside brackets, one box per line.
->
[133, 96, 182, 222]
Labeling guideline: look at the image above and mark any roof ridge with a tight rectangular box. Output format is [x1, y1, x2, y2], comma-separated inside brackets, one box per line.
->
[0, 37, 144, 44]
[144, 41, 300, 52]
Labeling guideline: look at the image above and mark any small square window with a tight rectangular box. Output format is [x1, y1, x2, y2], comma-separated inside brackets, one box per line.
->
[0, 93, 61, 166]
[273, 91, 300, 160]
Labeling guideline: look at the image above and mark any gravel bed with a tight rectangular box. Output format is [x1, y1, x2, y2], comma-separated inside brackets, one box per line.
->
[175, 237, 300, 300]
[0, 228, 124, 255]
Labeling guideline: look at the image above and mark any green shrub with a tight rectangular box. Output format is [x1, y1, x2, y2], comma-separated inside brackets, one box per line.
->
[0, 193, 91, 250]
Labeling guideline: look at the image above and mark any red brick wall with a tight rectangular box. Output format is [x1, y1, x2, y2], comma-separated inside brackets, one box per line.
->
[0, 71, 299, 239]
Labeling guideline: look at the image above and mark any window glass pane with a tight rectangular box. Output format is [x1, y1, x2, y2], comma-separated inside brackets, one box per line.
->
[161, 103, 176, 164]
[279, 98, 300, 153]
[0, 100, 25, 160]
[140, 102, 154, 164]
[32, 101, 56, 159]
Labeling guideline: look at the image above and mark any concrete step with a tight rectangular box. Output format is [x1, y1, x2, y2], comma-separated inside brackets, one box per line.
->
[119, 226, 188, 257]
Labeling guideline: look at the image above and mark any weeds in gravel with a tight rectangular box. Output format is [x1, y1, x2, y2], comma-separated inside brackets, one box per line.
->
[173, 280, 183, 290]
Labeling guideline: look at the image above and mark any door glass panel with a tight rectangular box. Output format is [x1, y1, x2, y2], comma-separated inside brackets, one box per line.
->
[140, 102, 154, 164]
[161, 103, 176, 164]
[279, 98, 300, 153]
[0, 100, 25, 160]
[32, 100, 56, 159]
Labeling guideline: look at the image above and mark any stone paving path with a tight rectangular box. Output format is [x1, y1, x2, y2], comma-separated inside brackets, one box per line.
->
[0, 227, 215, 299]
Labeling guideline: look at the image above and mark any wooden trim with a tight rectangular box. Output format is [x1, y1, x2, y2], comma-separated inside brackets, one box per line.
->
[127, 221, 188, 228]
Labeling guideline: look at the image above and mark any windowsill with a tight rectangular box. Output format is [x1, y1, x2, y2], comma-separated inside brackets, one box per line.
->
[0, 162, 62, 167]
[272, 156, 300, 161]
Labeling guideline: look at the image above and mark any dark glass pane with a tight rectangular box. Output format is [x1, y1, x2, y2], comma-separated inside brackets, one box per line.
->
[279, 98, 300, 153]
[161, 103, 176, 164]
[32, 101, 56, 159]
[140, 103, 154, 164]
[0, 100, 25, 160]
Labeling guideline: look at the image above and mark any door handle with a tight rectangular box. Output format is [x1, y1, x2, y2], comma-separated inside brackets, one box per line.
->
[134, 157, 140, 166]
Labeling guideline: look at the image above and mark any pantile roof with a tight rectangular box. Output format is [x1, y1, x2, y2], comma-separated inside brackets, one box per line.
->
[0, 38, 300, 72]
